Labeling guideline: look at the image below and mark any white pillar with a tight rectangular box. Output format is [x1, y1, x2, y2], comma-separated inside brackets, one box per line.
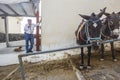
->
[4, 16, 9, 47]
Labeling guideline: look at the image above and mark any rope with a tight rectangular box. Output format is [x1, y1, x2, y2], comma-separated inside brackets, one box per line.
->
[85, 20, 102, 44]
[85, 21, 90, 43]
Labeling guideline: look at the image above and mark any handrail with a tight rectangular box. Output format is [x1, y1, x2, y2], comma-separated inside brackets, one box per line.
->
[18, 39, 120, 80]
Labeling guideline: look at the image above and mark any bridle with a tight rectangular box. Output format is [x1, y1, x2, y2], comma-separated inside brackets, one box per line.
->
[85, 19, 102, 43]
[101, 18, 116, 39]
[76, 19, 102, 44]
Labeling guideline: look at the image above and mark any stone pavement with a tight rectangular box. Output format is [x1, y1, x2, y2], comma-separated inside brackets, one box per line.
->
[0, 40, 27, 66]
[0, 39, 81, 66]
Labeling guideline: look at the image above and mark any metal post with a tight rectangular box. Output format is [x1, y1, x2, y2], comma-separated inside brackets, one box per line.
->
[4, 16, 10, 47]
[18, 55, 25, 80]
[35, 0, 40, 51]
[18, 44, 92, 80]
[36, 10, 40, 51]
[18, 39, 120, 80]
[18, 39, 120, 57]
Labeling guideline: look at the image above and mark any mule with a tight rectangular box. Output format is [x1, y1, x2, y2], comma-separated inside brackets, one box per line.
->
[100, 12, 120, 61]
[75, 7, 106, 69]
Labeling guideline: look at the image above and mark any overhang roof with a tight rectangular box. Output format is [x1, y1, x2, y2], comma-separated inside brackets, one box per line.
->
[0, 0, 39, 17]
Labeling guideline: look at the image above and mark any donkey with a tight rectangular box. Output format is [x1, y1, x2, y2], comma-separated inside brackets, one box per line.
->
[75, 7, 106, 69]
[100, 12, 120, 61]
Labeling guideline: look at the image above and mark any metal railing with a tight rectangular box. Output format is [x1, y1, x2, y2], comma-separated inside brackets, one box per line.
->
[18, 39, 120, 80]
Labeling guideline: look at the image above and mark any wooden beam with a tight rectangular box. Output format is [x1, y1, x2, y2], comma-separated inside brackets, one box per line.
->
[65, 54, 86, 80]
[0, 14, 35, 17]
[2, 67, 19, 80]
[0, 8, 8, 15]
[5, 4, 20, 16]
[19, 3, 28, 16]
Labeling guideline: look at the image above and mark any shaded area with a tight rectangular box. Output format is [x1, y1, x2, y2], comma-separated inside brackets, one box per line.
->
[0, 32, 25, 43]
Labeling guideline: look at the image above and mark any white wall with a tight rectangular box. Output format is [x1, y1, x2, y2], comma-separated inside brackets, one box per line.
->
[0, 17, 22, 33]
[41, 0, 120, 51]
[8, 17, 22, 33]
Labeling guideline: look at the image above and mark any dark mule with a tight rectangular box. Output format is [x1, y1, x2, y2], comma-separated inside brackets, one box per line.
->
[100, 12, 120, 61]
[75, 7, 106, 69]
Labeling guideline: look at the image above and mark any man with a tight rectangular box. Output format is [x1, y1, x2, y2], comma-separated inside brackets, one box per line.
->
[24, 19, 39, 53]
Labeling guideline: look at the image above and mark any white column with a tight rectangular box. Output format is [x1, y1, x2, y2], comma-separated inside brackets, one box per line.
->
[4, 16, 10, 47]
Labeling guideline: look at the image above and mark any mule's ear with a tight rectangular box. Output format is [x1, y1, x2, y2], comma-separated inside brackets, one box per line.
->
[98, 7, 107, 18]
[78, 14, 90, 20]
[100, 7, 107, 12]
[104, 12, 110, 16]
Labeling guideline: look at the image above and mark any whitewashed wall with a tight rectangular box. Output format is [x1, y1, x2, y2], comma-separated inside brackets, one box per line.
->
[8, 17, 22, 33]
[0, 17, 22, 33]
[41, 0, 120, 51]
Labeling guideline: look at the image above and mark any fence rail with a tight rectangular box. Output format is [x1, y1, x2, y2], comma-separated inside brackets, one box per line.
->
[18, 39, 120, 80]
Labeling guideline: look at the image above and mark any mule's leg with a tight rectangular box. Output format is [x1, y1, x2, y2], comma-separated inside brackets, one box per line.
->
[100, 44, 105, 61]
[110, 42, 117, 62]
[87, 46, 92, 69]
[80, 47, 84, 69]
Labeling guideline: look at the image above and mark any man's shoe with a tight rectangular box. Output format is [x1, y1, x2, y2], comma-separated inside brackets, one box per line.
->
[29, 50, 33, 52]
[26, 51, 29, 53]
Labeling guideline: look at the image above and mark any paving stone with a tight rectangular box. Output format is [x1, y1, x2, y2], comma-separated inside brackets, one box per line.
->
[114, 65, 120, 73]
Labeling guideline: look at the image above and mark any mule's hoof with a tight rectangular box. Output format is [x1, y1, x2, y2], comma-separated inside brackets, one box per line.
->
[100, 58, 104, 61]
[79, 65, 84, 70]
[87, 66, 92, 69]
[113, 59, 117, 62]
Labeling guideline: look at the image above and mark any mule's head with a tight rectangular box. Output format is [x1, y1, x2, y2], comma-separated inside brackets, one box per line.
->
[79, 7, 106, 38]
[104, 12, 120, 38]
[78, 7, 106, 49]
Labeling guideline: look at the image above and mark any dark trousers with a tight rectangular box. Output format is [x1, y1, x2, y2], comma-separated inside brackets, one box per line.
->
[24, 33, 34, 52]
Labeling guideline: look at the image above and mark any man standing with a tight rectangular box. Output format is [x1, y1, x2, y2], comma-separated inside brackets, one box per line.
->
[24, 19, 38, 53]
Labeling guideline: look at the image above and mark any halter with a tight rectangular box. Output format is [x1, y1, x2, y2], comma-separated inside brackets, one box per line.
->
[85, 20, 102, 44]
